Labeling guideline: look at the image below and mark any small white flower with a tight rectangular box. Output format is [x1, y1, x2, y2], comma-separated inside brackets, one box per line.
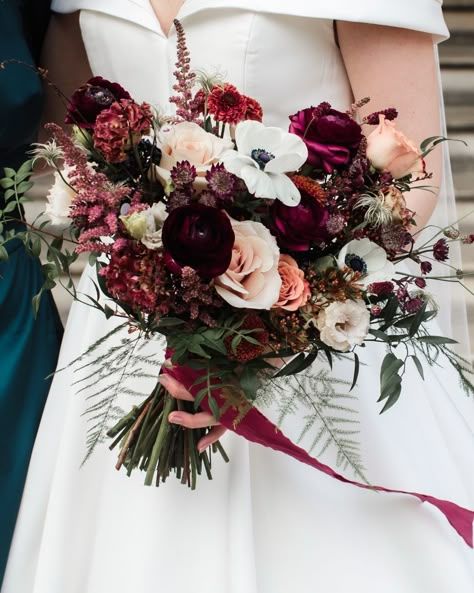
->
[337, 238, 394, 287]
[221, 120, 308, 206]
[45, 164, 77, 225]
[121, 202, 168, 250]
[141, 203, 168, 250]
[315, 300, 370, 352]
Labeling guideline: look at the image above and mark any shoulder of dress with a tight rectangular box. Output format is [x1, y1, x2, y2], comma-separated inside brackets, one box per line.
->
[51, 0, 160, 33]
[191, 0, 448, 40]
[51, 0, 449, 40]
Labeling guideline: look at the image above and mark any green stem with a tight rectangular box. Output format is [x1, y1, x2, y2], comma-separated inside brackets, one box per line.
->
[144, 394, 175, 486]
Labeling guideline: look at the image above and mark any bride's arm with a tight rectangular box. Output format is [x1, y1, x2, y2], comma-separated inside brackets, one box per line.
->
[336, 22, 442, 229]
[40, 12, 93, 136]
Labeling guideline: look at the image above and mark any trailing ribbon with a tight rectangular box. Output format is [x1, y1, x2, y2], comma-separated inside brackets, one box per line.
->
[164, 363, 474, 547]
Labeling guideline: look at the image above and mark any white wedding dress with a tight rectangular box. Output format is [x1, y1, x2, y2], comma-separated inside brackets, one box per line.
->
[4, 2, 474, 592]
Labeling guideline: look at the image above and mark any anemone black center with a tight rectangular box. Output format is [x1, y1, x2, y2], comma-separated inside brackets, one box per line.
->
[251, 148, 275, 170]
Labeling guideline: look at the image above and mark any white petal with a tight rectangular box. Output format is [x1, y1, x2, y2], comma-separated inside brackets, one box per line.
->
[222, 154, 257, 178]
[242, 167, 277, 199]
[255, 126, 286, 154]
[265, 151, 307, 174]
[235, 120, 265, 155]
[267, 173, 301, 206]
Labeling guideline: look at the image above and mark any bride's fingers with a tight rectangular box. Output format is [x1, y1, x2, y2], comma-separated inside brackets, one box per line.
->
[168, 410, 218, 429]
[197, 425, 227, 453]
[158, 373, 194, 402]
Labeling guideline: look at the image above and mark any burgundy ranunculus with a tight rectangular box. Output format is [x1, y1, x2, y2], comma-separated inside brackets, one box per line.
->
[271, 191, 329, 252]
[289, 103, 362, 173]
[65, 76, 132, 128]
[162, 204, 235, 279]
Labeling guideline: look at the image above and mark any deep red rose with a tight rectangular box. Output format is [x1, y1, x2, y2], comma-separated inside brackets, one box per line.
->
[65, 76, 132, 128]
[162, 204, 235, 279]
[289, 104, 362, 173]
[271, 191, 329, 252]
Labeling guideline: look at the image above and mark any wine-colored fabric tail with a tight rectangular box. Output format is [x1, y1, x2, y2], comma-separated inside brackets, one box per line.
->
[164, 364, 474, 547]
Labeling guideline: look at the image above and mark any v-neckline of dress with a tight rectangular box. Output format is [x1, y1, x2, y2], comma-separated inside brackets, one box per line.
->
[147, 0, 187, 38]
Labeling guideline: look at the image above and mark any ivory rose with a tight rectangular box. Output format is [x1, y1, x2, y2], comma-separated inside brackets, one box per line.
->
[154, 122, 234, 186]
[215, 218, 281, 309]
[315, 300, 370, 352]
[273, 255, 310, 311]
[366, 115, 425, 179]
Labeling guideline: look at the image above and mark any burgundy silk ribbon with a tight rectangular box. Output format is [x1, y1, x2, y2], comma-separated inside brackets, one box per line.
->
[163, 363, 474, 547]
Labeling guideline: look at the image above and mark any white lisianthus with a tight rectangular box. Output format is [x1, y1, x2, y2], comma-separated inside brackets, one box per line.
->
[316, 300, 370, 352]
[214, 218, 281, 309]
[221, 120, 308, 206]
[45, 164, 77, 225]
[141, 203, 168, 250]
[337, 238, 394, 287]
[121, 202, 168, 250]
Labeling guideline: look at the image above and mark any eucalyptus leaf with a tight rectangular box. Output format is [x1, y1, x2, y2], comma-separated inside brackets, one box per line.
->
[272, 352, 306, 378]
[417, 336, 458, 345]
[350, 352, 360, 391]
[380, 383, 402, 413]
[378, 372, 402, 402]
[410, 355, 425, 380]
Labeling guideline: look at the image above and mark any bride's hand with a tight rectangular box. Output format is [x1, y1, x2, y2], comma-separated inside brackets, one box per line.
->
[158, 373, 227, 453]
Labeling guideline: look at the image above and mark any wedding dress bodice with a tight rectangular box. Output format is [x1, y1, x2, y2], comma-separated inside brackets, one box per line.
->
[52, 0, 448, 128]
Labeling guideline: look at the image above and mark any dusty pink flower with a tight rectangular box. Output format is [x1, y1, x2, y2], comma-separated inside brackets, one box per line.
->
[273, 255, 310, 311]
[366, 115, 425, 179]
[215, 218, 281, 309]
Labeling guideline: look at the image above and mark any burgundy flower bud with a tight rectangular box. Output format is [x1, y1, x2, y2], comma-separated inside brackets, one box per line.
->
[433, 238, 449, 262]
[271, 191, 329, 252]
[289, 104, 362, 173]
[420, 261, 432, 275]
[162, 204, 235, 279]
[415, 277, 427, 289]
[65, 76, 132, 128]
[404, 297, 425, 314]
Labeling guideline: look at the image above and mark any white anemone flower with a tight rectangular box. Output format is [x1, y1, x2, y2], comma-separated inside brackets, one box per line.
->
[222, 120, 308, 206]
[337, 238, 394, 287]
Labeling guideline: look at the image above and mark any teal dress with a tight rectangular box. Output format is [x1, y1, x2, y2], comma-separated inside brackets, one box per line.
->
[0, 0, 63, 585]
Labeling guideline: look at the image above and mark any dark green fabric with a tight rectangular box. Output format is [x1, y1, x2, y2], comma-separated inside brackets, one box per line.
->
[0, 0, 62, 587]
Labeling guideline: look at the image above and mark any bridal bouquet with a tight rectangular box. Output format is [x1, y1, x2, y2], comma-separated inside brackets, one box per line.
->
[1, 22, 473, 495]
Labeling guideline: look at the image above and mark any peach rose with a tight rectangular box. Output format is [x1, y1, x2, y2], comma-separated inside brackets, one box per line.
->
[366, 115, 425, 179]
[273, 255, 310, 311]
[214, 218, 281, 309]
[154, 122, 234, 187]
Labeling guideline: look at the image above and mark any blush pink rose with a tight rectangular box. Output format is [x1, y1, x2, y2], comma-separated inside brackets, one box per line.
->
[214, 218, 281, 309]
[366, 115, 425, 179]
[273, 255, 310, 311]
[154, 122, 234, 186]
